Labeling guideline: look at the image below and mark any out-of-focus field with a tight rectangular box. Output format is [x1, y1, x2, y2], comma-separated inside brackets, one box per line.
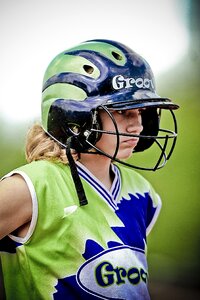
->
[144, 57, 200, 298]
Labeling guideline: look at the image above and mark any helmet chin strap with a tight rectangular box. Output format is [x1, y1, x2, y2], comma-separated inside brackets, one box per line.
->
[66, 137, 88, 206]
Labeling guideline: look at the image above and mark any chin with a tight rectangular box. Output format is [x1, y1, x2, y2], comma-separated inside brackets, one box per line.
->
[116, 151, 133, 160]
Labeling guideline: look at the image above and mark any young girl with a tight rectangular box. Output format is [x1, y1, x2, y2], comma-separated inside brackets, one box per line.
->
[0, 39, 179, 299]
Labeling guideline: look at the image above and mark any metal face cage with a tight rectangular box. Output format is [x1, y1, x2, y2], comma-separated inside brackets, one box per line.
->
[83, 105, 178, 171]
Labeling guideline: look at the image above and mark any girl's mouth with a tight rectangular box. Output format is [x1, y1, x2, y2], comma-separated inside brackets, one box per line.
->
[122, 138, 139, 147]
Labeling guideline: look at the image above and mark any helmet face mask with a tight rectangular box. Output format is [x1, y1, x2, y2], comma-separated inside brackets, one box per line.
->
[42, 39, 179, 171]
[81, 105, 178, 171]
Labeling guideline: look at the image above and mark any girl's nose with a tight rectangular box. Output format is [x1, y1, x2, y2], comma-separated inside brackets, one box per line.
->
[126, 110, 143, 134]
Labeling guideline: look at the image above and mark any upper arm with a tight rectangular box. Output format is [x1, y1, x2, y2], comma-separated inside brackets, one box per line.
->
[0, 175, 32, 240]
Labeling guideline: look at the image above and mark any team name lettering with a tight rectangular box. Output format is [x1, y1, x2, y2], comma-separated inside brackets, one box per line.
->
[95, 261, 148, 287]
[112, 75, 154, 90]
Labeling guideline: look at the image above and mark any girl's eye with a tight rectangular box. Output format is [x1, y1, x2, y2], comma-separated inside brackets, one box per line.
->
[138, 109, 142, 115]
[138, 108, 146, 114]
[116, 110, 125, 115]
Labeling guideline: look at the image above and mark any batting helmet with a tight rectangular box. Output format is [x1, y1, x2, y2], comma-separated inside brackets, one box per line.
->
[42, 39, 179, 171]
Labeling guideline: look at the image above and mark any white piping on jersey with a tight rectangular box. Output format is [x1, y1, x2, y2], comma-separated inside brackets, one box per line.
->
[76, 162, 121, 211]
[146, 194, 162, 236]
[2, 170, 38, 244]
[111, 165, 121, 200]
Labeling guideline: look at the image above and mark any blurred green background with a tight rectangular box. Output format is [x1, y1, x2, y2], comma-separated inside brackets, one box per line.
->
[0, 0, 199, 299]
[144, 2, 200, 298]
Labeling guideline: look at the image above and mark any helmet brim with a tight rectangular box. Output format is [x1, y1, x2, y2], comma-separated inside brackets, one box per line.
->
[100, 89, 179, 110]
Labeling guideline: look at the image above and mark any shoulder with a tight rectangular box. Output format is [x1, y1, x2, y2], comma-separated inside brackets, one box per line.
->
[18, 160, 63, 173]
[1, 160, 71, 200]
[0, 173, 30, 194]
[16, 160, 70, 181]
[0, 174, 32, 239]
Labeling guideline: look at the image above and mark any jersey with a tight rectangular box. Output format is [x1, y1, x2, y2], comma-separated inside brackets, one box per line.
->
[0, 160, 161, 300]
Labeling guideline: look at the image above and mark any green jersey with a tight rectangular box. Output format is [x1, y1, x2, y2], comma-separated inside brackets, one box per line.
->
[0, 160, 161, 299]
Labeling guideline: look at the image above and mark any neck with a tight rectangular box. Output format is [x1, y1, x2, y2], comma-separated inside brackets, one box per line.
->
[78, 153, 114, 190]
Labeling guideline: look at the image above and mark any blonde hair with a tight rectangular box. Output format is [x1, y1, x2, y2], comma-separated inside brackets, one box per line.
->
[25, 124, 78, 164]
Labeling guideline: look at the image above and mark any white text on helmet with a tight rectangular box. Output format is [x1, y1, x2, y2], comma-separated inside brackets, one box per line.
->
[112, 75, 154, 90]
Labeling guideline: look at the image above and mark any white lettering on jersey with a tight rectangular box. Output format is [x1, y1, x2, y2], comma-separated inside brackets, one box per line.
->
[76, 245, 150, 299]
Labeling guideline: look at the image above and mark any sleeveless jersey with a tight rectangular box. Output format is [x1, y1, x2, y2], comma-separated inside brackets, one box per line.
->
[0, 160, 161, 299]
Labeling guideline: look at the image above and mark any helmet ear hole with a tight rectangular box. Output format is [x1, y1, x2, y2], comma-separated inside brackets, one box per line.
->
[68, 123, 80, 135]
[112, 51, 123, 61]
[83, 64, 94, 74]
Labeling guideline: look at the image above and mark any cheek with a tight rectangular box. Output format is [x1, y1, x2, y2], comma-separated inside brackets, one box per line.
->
[95, 112, 124, 153]
[96, 133, 117, 148]
[95, 131, 120, 157]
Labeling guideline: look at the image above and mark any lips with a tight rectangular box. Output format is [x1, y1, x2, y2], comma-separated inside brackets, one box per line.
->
[122, 138, 139, 147]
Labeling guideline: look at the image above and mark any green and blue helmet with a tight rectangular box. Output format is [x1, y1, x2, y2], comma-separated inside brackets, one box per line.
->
[42, 39, 179, 171]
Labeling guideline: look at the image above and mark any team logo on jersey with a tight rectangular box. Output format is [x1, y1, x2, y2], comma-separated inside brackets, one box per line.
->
[112, 74, 154, 90]
[76, 245, 149, 299]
